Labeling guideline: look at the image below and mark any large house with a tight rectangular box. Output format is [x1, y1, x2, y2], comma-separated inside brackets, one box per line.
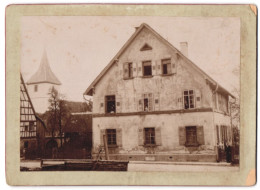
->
[84, 23, 234, 162]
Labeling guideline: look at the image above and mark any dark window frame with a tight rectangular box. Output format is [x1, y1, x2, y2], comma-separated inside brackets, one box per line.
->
[142, 61, 152, 77]
[105, 95, 116, 114]
[142, 93, 153, 112]
[106, 129, 117, 147]
[161, 58, 172, 75]
[185, 126, 198, 147]
[183, 90, 195, 109]
[144, 128, 156, 146]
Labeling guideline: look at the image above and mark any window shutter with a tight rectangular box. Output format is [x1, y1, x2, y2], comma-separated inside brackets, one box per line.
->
[196, 126, 205, 145]
[195, 89, 202, 108]
[167, 60, 172, 74]
[178, 91, 183, 109]
[137, 62, 142, 77]
[172, 58, 176, 74]
[116, 128, 123, 147]
[138, 94, 143, 111]
[178, 126, 186, 145]
[157, 61, 161, 75]
[123, 63, 129, 79]
[99, 98, 105, 114]
[138, 128, 144, 146]
[152, 60, 156, 75]
[116, 96, 122, 113]
[100, 129, 106, 146]
[148, 93, 153, 111]
[154, 93, 160, 111]
[133, 62, 137, 77]
[155, 127, 162, 146]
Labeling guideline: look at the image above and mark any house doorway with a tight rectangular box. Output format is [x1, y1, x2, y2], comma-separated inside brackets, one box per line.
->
[45, 139, 58, 159]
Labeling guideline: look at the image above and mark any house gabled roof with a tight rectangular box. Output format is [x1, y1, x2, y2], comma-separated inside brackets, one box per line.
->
[27, 50, 61, 85]
[84, 23, 234, 98]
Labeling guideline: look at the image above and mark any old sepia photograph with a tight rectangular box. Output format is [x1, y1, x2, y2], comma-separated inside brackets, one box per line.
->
[5, 3, 257, 186]
[19, 15, 241, 172]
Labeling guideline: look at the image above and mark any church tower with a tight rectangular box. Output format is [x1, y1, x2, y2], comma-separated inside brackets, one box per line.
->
[27, 50, 61, 113]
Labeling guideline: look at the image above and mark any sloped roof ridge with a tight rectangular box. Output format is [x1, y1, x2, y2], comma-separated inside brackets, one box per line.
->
[84, 23, 234, 98]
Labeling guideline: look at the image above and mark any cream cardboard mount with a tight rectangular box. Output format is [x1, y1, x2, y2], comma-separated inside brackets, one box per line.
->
[5, 4, 256, 186]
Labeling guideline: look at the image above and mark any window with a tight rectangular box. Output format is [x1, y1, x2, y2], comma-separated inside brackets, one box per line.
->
[144, 128, 155, 145]
[142, 93, 153, 111]
[105, 95, 116, 113]
[123, 62, 133, 79]
[106, 129, 117, 146]
[144, 98, 149, 111]
[24, 125, 29, 132]
[34, 85, 38, 92]
[183, 90, 195, 109]
[140, 43, 152, 51]
[161, 59, 171, 75]
[185, 126, 197, 146]
[143, 61, 152, 76]
[29, 121, 34, 131]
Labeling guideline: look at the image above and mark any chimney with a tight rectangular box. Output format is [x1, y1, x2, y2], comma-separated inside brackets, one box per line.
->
[180, 42, 188, 57]
[135, 26, 140, 31]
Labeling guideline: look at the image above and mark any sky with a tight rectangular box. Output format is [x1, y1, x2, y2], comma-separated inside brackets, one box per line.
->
[21, 16, 240, 102]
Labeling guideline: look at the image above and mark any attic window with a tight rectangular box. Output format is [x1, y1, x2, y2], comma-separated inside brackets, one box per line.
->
[161, 59, 172, 75]
[143, 61, 152, 76]
[140, 43, 152, 51]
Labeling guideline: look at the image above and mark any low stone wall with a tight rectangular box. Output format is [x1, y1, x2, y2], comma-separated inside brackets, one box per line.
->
[93, 153, 217, 162]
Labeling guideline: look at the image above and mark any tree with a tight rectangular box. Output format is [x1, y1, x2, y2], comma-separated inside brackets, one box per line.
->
[230, 88, 240, 127]
[47, 87, 70, 147]
[47, 87, 59, 138]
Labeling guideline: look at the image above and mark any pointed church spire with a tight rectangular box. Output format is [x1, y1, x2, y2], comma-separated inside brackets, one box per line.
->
[27, 50, 61, 85]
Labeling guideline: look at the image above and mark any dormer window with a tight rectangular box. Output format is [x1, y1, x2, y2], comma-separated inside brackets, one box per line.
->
[143, 61, 152, 77]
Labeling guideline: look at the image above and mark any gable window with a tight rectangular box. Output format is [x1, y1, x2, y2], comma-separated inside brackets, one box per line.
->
[143, 61, 152, 76]
[106, 129, 117, 146]
[183, 90, 195, 109]
[140, 43, 152, 51]
[144, 128, 155, 145]
[123, 62, 133, 79]
[105, 95, 116, 113]
[161, 59, 172, 75]
[185, 126, 198, 146]
[34, 85, 38, 92]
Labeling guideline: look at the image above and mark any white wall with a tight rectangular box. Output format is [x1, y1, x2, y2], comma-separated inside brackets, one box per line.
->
[27, 83, 60, 113]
